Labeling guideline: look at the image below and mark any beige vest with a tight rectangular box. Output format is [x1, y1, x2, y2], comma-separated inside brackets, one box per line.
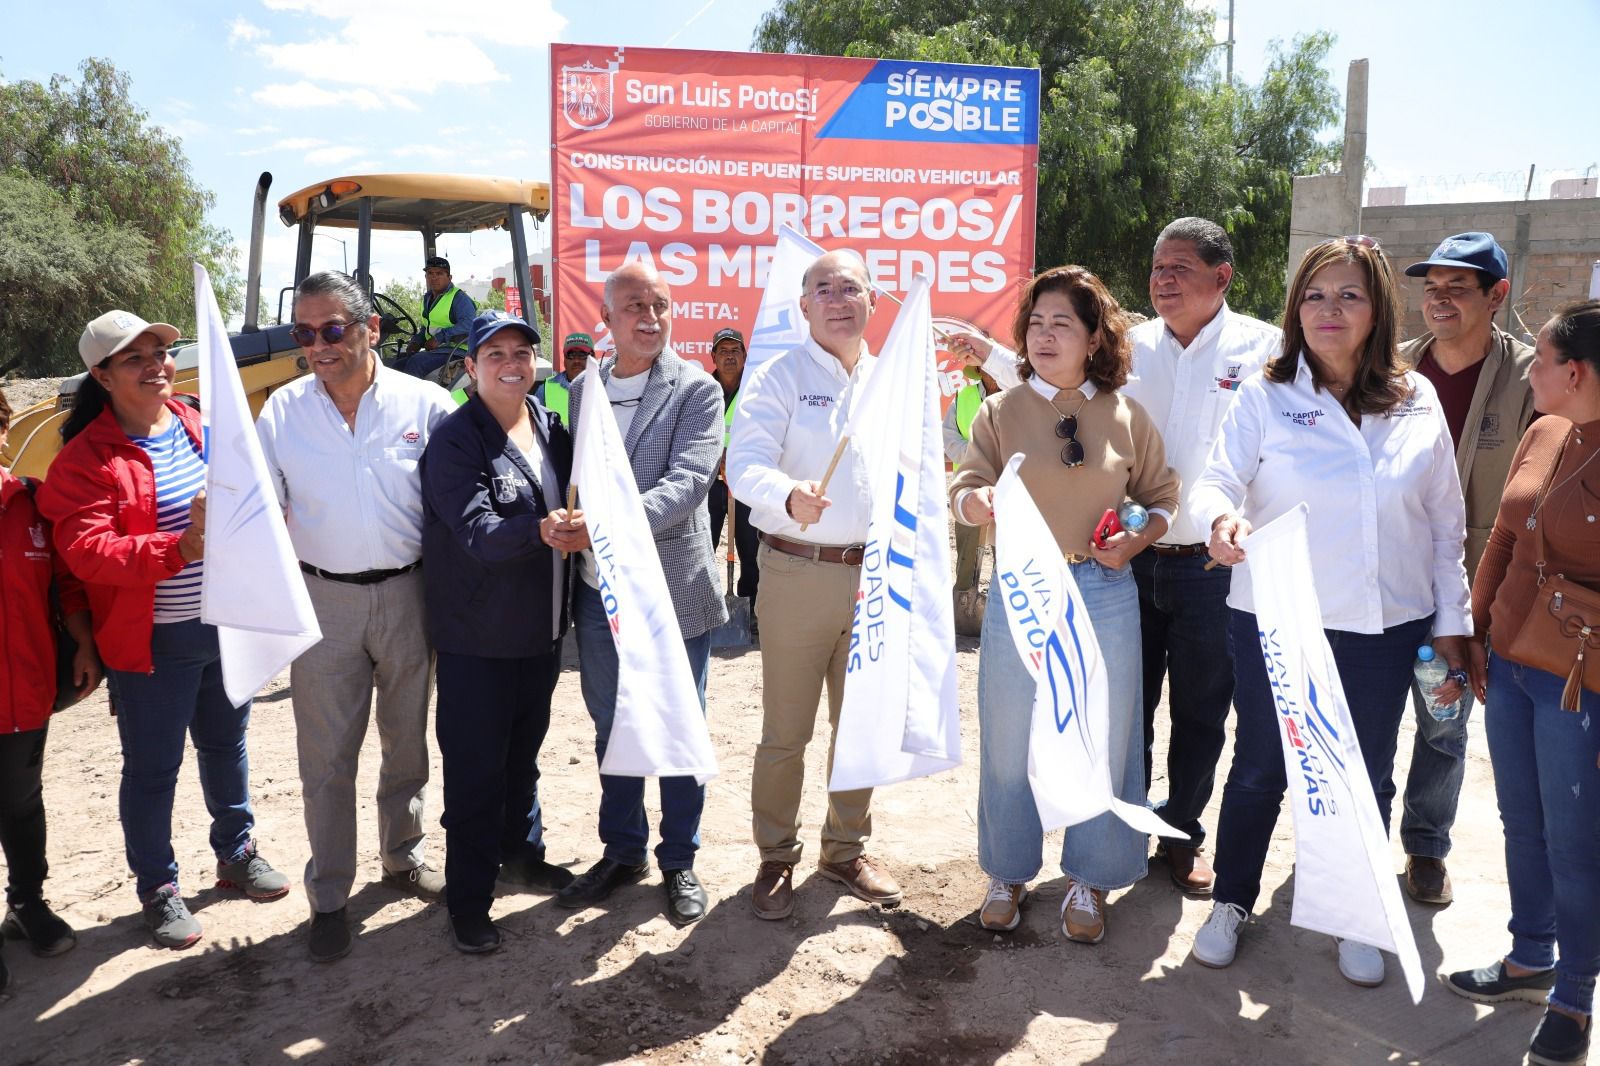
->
[1399, 326, 1535, 577]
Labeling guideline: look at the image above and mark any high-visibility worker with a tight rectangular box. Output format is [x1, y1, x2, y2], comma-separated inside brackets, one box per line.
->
[535, 332, 593, 424]
[401, 256, 476, 379]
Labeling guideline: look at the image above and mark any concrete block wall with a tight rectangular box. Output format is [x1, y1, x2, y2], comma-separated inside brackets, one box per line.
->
[1361, 198, 1600, 341]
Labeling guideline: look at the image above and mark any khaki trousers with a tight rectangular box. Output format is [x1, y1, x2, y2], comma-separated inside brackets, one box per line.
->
[751, 543, 873, 864]
[292, 569, 434, 912]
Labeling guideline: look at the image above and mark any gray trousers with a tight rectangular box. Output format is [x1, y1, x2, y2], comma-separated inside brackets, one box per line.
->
[292, 568, 434, 912]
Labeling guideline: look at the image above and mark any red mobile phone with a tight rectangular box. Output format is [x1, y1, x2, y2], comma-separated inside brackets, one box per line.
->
[1092, 508, 1121, 549]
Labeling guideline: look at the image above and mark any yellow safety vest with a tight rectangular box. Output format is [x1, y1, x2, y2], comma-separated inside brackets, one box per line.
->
[722, 389, 738, 446]
[956, 383, 983, 439]
[544, 378, 570, 424]
[424, 286, 462, 333]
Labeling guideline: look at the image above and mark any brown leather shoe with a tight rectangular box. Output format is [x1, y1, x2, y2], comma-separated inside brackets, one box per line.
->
[1159, 843, 1214, 895]
[817, 855, 903, 907]
[752, 861, 795, 921]
[1404, 856, 1452, 905]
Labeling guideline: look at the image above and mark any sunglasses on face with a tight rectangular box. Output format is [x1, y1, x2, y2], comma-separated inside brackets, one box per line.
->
[1322, 234, 1381, 252]
[289, 322, 359, 347]
[1055, 414, 1085, 467]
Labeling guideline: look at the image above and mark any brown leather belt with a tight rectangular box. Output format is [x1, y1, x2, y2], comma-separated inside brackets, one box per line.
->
[1151, 543, 1208, 558]
[759, 532, 865, 566]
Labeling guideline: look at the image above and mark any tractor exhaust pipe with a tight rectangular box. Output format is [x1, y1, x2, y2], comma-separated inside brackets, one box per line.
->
[242, 172, 272, 333]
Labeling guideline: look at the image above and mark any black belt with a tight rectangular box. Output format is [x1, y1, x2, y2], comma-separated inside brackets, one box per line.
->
[300, 561, 420, 585]
[1150, 543, 1208, 558]
[759, 532, 865, 566]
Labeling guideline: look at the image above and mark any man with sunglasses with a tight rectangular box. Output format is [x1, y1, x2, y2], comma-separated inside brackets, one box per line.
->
[728, 249, 904, 922]
[1121, 217, 1281, 896]
[1393, 232, 1534, 906]
[258, 271, 457, 963]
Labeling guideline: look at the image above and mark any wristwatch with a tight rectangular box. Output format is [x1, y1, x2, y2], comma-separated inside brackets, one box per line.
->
[1446, 667, 1469, 686]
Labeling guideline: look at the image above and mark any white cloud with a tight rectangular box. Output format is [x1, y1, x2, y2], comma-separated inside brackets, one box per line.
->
[235, 124, 280, 136]
[305, 144, 366, 166]
[262, 0, 565, 49]
[251, 81, 417, 112]
[236, 136, 330, 157]
[391, 143, 460, 162]
[230, 17, 268, 44]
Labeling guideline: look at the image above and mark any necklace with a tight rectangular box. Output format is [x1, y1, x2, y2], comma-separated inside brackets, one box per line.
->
[1527, 427, 1600, 530]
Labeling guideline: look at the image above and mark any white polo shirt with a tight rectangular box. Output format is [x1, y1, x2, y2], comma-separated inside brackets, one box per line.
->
[728, 335, 876, 545]
[1122, 304, 1281, 546]
[1191, 359, 1472, 636]
[257, 363, 456, 573]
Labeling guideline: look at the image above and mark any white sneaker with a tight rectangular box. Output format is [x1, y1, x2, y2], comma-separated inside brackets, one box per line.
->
[1192, 902, 1248, 968]
[1336, 938, 1385, 987]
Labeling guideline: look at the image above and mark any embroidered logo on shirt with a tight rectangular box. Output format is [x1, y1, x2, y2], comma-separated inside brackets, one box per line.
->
[493, 471, 528, 504]
[1387, 396, 1435, 419]
[798, 393, 834, 409]
[28, 523, 46, 549]
[402, 430, 421, 444]
[1281, 409, 1325, 427]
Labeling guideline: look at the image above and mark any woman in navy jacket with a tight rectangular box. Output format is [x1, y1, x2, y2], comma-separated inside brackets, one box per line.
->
[420, 311, 574, 954]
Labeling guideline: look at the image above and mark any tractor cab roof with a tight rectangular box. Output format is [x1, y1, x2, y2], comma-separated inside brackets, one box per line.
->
[276, 174, 551, 233]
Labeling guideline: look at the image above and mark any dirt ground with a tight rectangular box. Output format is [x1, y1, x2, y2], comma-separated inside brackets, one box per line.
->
[0, 609, 1571, 1066]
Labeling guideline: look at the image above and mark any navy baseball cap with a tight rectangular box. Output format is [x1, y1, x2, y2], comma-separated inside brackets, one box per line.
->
[424, 255, 451, 272]
[1404, 232, 1508, 281]
[468, 311, 540, 355]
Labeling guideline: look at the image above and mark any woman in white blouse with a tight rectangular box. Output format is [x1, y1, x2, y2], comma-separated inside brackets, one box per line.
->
[1186, 237, 1472, 987]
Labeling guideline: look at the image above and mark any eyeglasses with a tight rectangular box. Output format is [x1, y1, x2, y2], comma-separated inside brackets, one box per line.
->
[1055, 413, 1085, 467]
[1322, 234, 1381, 252]
[289, 322, 360, 347]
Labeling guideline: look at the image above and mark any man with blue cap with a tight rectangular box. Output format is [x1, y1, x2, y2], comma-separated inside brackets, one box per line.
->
[1396, 231, 1535, 906]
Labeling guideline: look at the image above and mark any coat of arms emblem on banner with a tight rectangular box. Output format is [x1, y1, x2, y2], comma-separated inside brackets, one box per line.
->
[562, 54, 623, 132]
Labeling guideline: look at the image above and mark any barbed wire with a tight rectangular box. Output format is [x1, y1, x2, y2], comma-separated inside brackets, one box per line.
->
[1364, 164, 1597, 206]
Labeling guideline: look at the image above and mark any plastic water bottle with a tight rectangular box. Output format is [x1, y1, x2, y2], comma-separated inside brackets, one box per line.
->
[1414, 645, 1461, 721]
[1117, 502, 1149, 534]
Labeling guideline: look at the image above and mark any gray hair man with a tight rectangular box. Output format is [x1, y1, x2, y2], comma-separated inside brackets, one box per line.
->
[1122, 217, 1282, 895]
[1395, 231, 1534, 906]
[728, 249, 904, 922]
[257, 271, 456, 962]
[540, 261, 725, 927]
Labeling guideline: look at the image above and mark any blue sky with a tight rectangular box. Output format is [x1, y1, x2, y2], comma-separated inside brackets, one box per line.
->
[6, 0, 1598, 309]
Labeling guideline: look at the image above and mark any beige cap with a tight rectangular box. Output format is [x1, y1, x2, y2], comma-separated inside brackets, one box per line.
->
[78, 311, 180, 372]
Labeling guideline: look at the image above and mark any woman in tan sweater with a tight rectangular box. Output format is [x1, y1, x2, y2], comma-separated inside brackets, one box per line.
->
[950, 266, 1180, 946]
[1444, 300, 1599, 1066]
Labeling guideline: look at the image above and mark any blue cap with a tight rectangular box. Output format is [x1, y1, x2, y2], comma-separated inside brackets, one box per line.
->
[468, 311, 540, 355]
[1404, 232, 1508, 281]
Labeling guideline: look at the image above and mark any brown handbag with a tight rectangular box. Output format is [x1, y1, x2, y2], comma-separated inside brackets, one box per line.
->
[1505, 428, 1600, 711]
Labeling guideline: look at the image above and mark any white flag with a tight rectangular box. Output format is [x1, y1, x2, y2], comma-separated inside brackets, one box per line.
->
[1243, 504, 1424, 1003]
[572, 370, 718, 783]
[745, 225, 827, 372]
[991, 455, 1181, 839]
[829, 276, 961, 791]
[194, 263, 322, 705]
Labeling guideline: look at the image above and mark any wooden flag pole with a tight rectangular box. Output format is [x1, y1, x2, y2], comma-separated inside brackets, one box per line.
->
[561, 484, 578, 559]
[797, 436, 849, 533]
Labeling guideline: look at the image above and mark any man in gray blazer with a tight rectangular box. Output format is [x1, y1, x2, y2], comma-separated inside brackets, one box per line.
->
[542, 261, 725, 926]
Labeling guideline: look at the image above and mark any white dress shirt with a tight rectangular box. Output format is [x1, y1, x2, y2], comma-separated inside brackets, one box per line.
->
[1122, 304, 1281, 545]
[258, 364, 456, 572]
[1191, 359, 1472, 636]
[728, 335, 875, 545]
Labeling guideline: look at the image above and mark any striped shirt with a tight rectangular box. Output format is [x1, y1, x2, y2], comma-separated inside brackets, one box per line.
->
[130, 416, 206, 623]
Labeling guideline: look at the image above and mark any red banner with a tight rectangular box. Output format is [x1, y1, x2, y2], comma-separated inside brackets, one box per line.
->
[550, 44, 1040, 389]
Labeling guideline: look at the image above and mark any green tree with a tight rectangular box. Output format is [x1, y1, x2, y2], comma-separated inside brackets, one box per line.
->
[753, 1, 1339, 322]
[0, 58, 239, 374]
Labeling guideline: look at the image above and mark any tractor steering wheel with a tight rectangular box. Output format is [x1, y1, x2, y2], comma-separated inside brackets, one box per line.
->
[372, 291, 420, 365]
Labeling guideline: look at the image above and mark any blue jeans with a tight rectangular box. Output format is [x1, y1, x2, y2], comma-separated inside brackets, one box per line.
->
[978, 559, 1148, 890]
[1133, 549, 1236, 847]
[1399, 677, 1475, 860]
[573, 582, 711, 871]
[1212, 609, 1431, 912]
[105, 620, 255, 899]
[1484, 650, 1600, 1016]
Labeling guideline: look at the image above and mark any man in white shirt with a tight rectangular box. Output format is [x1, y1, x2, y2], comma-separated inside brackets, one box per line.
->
[257, 271, 456, 963]
[541, 262, 725, 927]
[728, 249, 904, 922]
[1121, 218, 1281, 895]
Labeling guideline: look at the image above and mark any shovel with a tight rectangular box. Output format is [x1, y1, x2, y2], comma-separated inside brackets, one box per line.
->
[710, 477, 754, 648]
[952, 524, 989, 638]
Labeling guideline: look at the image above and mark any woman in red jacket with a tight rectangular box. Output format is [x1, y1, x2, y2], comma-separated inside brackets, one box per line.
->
[0, 389, 99, 994]
[38, 311, 289, 951]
